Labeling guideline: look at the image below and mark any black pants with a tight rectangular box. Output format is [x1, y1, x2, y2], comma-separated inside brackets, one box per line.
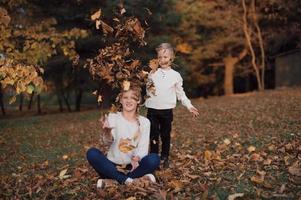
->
[147, 108, 173, 159]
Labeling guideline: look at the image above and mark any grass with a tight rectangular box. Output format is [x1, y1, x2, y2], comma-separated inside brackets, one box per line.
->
[1, 88, 301, 199]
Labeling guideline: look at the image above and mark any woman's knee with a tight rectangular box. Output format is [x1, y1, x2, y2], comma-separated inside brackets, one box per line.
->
[143, 153, 160, 168]
[86, 147, 103, 161]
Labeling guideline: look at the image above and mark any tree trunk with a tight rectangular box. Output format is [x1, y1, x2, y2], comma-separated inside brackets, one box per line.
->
[223, 56, 236, 95]
[37, 94, 41, 114]
[0, 84, 5, 115]
[242, 0, 263, 91]
[223, 49, 248, 96]
[28, 92, 34, 110]
[251, 0, 265, 91]
[19, 93, 24, 111]
[75, 89, 82, 112]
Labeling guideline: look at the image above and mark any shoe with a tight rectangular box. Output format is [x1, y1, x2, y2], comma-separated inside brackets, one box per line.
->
[96, 179, 115, 189]
[161, 156, 169, 168]
[96, 179, 105, 189]
[144, 173, 156, 183]
[163, 159, 169, 168]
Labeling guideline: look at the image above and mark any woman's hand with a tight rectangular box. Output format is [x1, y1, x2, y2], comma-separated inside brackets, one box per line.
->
[100, 114, 110, 129]
[189, 106, 199, 117]
[130, 156, 140, 172]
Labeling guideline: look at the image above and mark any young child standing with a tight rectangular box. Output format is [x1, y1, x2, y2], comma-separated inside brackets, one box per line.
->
[145, 43, 199, 168]
[87, 85, 160, 189]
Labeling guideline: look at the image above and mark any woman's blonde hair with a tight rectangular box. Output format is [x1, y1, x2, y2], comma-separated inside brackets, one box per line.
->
[156, 43, 175, 61]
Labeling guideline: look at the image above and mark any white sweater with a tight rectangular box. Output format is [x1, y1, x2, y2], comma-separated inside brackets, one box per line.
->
[145, 68, 193, 110]
[106, 112, 150, 165]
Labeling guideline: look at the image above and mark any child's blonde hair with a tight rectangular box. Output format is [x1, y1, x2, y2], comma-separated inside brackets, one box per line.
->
[116, 84, 142, 111]
[156, 43, 175, 62]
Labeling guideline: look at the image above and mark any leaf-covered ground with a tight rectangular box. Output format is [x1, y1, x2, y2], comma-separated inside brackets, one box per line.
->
[1, 88, 300, 199]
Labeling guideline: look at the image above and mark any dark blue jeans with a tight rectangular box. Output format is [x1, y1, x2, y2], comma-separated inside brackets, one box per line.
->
[86, 147, 160, 184]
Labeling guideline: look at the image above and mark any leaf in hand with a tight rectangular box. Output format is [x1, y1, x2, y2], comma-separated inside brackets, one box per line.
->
[119, 138, 135, 153]
[149, 59, 158, 73]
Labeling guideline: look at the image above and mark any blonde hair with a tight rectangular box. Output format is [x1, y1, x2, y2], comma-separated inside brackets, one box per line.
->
[115, 85, 142, 112]
[156, 43, 175, 61]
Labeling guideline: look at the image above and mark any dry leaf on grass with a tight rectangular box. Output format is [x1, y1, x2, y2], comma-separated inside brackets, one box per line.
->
[228, 193, 244, 200]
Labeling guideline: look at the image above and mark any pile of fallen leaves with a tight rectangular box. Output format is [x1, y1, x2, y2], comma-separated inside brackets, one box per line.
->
[0, 88, 300, 199]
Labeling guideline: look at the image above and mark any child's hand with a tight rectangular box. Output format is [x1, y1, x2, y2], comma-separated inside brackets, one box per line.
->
[189, 106, 199, 117]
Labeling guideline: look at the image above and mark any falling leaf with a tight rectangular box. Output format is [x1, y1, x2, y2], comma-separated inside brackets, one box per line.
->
[123, 80, 131, 91]
[120, 8, 126, 15]
[149, 59, 158, 73]
[97, 95, 103, 103]
[92, 90, 97, 95]
[228, 193, 244, 200]
[176, 43, 192, 54]
[91, 10, 101, 21]
[62, 155, 68, 160]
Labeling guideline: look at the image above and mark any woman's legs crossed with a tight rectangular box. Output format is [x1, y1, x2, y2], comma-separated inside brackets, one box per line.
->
[86, 147, 128, 184]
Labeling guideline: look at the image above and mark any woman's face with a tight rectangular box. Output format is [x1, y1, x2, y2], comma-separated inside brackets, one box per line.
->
[120, 90, 139, 112]
[157, 49, 173, 69]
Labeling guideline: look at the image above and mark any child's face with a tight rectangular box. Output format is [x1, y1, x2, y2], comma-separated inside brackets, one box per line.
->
[120, 90, 139, 113]
[157, 49, 172, 69]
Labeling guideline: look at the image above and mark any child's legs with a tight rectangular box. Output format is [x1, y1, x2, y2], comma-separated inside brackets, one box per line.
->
[159, 109, 173, 159]
[86, 147, 128, 184]
[127, 153, 160, 178]
[147, 109, 160, 154]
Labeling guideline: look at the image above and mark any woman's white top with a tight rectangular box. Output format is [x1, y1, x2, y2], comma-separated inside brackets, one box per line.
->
[145, 68, 193, 110]
[106, 112, 150, 165]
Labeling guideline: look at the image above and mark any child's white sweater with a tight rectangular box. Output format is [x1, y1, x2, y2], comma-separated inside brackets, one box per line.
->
[145, 68, 193, 110]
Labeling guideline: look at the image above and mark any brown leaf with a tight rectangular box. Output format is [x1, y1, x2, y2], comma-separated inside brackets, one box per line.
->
[168, 180, 184, 192]
[204, 150, 212, 161]
[288, 161, 301, 176]
[228, 193, 244, 200]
